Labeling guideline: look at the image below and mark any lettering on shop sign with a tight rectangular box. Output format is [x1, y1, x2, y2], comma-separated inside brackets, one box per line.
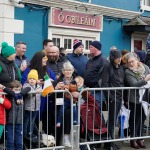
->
[51, 8, 103, 31]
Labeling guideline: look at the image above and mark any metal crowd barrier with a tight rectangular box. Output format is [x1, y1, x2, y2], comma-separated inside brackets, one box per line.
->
[1, 87, 150, 150]
[77, 87, 150, 150]
[0, 90, 76, 150]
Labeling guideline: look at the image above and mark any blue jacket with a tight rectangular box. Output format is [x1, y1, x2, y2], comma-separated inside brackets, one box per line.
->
[67, 53, 88, 77]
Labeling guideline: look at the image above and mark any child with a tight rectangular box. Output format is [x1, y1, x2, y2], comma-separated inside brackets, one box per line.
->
[0, 89, 11, 139]
[2, 80, 31, 150]
[23, 69, 42, 141]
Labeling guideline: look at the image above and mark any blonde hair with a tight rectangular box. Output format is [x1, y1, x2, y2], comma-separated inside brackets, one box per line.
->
[75, 76, 84, 84]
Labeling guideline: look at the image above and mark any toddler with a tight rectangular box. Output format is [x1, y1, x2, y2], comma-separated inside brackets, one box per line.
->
[23, 69, 42, 141]
[1, 80, 31, 150]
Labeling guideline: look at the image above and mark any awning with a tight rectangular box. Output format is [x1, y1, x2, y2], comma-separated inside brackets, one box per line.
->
[123, 16, 150, 33]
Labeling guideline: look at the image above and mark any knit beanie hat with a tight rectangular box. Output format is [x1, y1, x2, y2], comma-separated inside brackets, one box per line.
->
[109, 50, 122, 62]
[90, 41, 102, 51]
[1, 42, 16, 58]
[28, 69, 38, 81]
[73, 39, 83, 50]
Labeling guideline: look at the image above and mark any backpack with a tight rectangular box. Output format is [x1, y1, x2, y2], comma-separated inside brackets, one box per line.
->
[80, 95, 107, 135]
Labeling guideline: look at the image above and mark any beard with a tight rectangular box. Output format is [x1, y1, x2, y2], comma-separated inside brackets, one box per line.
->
[48, 56, 58, 62]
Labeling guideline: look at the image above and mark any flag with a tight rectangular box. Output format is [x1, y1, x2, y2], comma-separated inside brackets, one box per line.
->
[42, 74, 54, 97]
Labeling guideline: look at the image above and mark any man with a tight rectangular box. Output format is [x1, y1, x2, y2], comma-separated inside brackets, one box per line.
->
[101, 50, 125, 149]
[46, 46, 68, 79]
[15, 41, 29, 73]
[84, 41, 107, 110]
[67, 39, 88, 77]
[42, 39, 54, 56]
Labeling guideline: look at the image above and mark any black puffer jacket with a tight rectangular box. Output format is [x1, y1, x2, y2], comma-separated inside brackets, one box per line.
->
[0, 55, 21, 87]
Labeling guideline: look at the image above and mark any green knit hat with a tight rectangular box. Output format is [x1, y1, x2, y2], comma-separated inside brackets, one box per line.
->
[1, 42, 16, 58]
[0, 125, 4, 139]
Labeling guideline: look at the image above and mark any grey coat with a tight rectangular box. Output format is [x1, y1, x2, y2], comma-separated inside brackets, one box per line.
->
[125, 64, 150, 104]
[23, 83, 42, 111]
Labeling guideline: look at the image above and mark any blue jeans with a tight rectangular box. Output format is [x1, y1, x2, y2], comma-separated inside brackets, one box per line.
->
[57, 100, 78, 124]
[6, 124, 23, 150]
[23, 110, 37, 137]
[91, 91, 105, 111]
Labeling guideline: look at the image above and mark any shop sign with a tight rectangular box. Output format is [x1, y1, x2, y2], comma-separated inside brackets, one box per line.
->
[51, 8, 103, 31]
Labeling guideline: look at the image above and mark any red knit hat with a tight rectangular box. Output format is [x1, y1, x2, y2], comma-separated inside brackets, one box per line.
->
[73, 39, 83, 50]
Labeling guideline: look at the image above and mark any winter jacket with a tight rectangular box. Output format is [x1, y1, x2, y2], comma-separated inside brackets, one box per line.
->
[15, 55, 30, 68]
[125, 64, 150, 104]
[23, 83, 42, 111]
[0, 55, 21, 87]
[101, 62, 125, 102]
[84, 54, 107, 88]
[4, 87, 31, 124]
[46, 53, 68, 76]
[145, 54, 150, 68]
[0, 96, 11, 125]
[67, 53, 88, 77]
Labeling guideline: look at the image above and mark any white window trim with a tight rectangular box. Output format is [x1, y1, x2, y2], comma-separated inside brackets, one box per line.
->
[140, 0, 150, 11]
[131, 32, 148, 52]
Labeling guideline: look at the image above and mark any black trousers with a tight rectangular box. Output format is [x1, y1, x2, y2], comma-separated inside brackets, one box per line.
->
[108, 100, 122, 139]
[129, 102, 146, 138]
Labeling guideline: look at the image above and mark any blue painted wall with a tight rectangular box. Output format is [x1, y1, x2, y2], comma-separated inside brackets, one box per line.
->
[14, 5, 49, 60]
[82, 0, 140, 12]
[101, 19, 131, 57]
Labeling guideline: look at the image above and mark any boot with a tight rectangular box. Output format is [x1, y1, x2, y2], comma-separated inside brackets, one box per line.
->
[137, 140, 146, 148]
[130, 140, 140, 149]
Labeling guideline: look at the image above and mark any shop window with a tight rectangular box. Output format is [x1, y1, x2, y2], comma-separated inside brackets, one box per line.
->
[64, 39, 72, 49]
[85, 40, 92, 50]
[52, 38, 60, 48]
[141, 0, 150, 11]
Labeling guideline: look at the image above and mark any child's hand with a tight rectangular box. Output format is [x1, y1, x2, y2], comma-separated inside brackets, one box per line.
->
[72, 92, 79, 98]
[0, 84, 5, 89]
[37, 79, 44, 85]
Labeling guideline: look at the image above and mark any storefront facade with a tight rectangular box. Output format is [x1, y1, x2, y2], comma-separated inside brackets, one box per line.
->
[1, 0, 150, 58]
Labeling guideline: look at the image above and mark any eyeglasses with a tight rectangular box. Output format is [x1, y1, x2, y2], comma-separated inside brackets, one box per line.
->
[128, 60, 135, 65]
[64, 69, 73, 72]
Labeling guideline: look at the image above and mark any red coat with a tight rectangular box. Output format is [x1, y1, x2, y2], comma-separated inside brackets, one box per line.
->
[0, 96, 11, 125]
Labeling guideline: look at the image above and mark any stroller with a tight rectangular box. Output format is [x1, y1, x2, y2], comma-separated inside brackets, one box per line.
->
[80, 94, 112, 150]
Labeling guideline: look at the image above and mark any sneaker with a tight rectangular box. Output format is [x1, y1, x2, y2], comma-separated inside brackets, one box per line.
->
[56, 123, 61, 128]
[64, 135, 71, 147]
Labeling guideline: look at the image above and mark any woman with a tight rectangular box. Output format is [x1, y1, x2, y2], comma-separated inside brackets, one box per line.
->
[125, 53, 150, 149]
[0, 42, 21, 87]
[21, 51, 56, 135]
[0, 42, 21, 145]
[53, 61, 78, 147]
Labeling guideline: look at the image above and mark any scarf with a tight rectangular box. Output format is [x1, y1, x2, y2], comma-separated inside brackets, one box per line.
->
[129, 62, 145, 80]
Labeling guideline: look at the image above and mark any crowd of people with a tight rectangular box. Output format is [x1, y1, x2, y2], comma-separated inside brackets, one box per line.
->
[0, 34, 150, 150]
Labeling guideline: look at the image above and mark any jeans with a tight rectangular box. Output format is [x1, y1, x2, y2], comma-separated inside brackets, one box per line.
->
[57, 99, 78, 124]
[91, 91, 105, 111]
[6, 124, 23, 150]
[23, 110, 38, 137]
